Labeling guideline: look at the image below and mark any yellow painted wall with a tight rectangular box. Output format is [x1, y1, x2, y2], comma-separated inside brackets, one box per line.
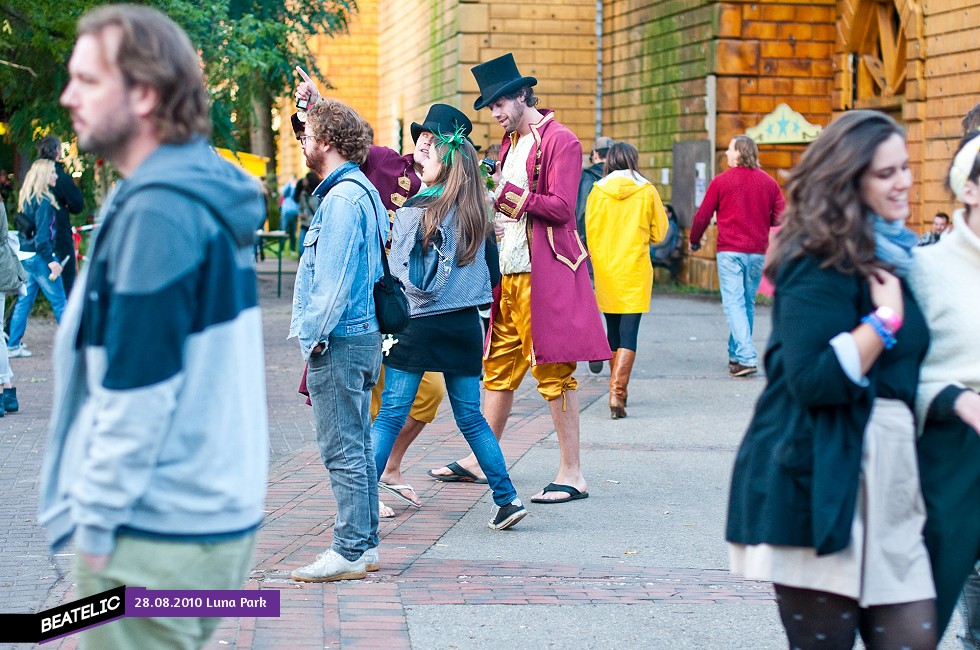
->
[373, 0, 597, 155]
[275, 1, 379, 184]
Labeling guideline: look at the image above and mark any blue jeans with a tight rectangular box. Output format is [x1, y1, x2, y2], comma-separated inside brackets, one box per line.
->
[716, 252, 765, 366]
[282, 209, 298, 251]
[372, 367, 518, 507]
[8, 255, 67, 348]
[306, 332, 382, 561]
[960, 563, 980, 650]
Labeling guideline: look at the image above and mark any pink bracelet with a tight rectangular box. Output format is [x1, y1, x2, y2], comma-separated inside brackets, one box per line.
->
[873, 306, 903, 333]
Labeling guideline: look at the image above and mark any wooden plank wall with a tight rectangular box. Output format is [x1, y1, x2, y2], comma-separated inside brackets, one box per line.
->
[918, 0, 980, 225]
[274, 0, 980, 286]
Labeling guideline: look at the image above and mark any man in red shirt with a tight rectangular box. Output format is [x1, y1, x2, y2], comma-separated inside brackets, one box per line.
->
[690, 135, 784, 377]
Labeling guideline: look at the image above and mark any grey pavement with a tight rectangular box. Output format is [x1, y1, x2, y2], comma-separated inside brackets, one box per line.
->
[0, 259, 964, 648]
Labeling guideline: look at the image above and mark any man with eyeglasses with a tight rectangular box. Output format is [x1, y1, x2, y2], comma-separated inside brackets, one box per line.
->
[293, 71, 475, 514]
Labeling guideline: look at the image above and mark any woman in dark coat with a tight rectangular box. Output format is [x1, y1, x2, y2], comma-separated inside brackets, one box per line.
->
[725, 110, 936, 649]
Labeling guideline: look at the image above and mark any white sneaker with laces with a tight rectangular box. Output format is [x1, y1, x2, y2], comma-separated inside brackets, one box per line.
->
[290, 549, 366, 582]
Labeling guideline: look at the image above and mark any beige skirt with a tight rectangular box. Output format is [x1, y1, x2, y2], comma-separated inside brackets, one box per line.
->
[730, 398, 935, 606]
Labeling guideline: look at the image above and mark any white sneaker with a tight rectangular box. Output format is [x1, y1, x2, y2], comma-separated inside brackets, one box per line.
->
[362, 547, 380, 572]
[7, 345, 32, 358]
[290, 549, 366, 582]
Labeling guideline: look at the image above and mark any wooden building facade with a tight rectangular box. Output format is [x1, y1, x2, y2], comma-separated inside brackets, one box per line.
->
[278, 0, 980, 288]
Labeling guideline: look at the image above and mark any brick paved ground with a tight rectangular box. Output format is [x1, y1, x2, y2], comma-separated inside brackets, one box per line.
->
[3, 260, 964, 649]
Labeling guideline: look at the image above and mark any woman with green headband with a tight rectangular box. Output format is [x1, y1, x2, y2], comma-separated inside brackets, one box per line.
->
[370, 130, 528, 531]
[908, 130, 980, 637]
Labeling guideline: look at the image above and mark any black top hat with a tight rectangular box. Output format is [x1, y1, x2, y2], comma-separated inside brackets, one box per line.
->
[471, 53, 537, 110]
[410, 104, 473, 143]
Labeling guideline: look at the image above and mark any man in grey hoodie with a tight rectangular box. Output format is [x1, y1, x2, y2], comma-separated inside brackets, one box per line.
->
[40, 6, 268, 649]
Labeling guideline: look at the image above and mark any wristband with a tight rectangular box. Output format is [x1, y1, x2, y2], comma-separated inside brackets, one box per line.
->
[861, 313, 897, 350]
[873, 305, 903, 333]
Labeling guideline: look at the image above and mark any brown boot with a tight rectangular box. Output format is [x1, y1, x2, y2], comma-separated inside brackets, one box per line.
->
[608, 349, 621, 418]
[606, 349, 623, 419]
[609, 349, 635, 419]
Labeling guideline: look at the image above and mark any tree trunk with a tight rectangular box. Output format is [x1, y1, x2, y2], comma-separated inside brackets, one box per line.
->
[249, 83, 278, 228]
[249, 84, 276, 181]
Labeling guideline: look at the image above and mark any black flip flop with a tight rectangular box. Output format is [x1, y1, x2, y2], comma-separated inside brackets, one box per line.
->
[529, 482, 589, 504]
[427, 461, 488, 484]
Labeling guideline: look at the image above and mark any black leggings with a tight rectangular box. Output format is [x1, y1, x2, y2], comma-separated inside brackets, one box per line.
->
[603, 313, 642, 352]
[774, 584, 936, 649]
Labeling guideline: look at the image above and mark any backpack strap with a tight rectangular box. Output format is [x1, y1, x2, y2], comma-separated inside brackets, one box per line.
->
[333, 177, 395, 284]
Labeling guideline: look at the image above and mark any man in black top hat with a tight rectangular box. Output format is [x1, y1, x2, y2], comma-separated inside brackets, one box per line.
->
[428, 53, 611, 504]
[294, 71, 474, 514]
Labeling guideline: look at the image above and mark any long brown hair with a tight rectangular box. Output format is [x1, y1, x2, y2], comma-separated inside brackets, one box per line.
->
[415, 139, 489, 266]
[731, 135, 759, 169]
[765, 110, 904, 280]
[604, 141, 640, 177]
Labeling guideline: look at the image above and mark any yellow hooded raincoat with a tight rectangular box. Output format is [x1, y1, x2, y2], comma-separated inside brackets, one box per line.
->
[585, 169, 668, 313]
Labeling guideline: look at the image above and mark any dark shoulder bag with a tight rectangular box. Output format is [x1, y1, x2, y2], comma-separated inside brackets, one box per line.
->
[337, 178, 409, 334]
[13, 211, 36, 241]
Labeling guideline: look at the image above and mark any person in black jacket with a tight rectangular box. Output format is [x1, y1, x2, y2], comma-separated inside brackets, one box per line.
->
[36, 135, 84, 297]
[726, 111, 936, 649]
[575, 136, 612, 247]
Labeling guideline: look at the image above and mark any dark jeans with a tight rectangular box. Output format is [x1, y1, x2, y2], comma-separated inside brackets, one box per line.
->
[55, 250, 77, 298]
[961, 564, 980, 649]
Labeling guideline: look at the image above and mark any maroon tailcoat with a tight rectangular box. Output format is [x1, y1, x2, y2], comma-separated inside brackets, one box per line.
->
[361, 145, 422, 231]
[490, 110, 611, 365]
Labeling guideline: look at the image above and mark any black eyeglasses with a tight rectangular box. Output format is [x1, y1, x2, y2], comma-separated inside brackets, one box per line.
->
[298, 134, 313, 145]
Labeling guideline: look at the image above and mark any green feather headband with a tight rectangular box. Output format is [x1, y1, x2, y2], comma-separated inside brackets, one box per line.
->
[414, 126, 471, 200]
[434, 125, 470, 165]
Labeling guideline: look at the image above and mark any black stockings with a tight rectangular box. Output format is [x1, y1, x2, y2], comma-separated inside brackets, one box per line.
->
[603, 313, 642, 351]
[774, 584, 936, 650]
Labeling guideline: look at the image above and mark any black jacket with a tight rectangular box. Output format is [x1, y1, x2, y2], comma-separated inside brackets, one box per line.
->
[575, 162, 603, 244]
[52, 162, 83, 256]
[726, 254, 928, 555]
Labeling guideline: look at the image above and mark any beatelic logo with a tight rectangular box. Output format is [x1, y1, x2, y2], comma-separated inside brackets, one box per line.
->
[0, 586, 126, 643]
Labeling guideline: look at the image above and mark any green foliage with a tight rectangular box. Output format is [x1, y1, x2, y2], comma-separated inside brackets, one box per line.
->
[0, 0, 355, 194]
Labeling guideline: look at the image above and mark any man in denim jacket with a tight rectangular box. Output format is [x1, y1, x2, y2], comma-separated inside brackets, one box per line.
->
[288, 98, 388, 582]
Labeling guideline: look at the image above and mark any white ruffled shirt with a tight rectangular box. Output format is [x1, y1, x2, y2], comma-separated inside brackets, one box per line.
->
[496, 132, 534, 275]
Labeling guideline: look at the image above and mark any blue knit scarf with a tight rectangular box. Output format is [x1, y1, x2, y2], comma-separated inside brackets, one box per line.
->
[872, 214, 917, 277]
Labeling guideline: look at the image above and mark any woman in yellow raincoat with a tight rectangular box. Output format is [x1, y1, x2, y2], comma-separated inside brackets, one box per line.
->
[585, 141, 668, 418]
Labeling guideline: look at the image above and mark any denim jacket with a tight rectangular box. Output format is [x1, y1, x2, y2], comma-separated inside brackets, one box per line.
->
[289, 163, 387, 359]
[389, 205, 491, 317]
